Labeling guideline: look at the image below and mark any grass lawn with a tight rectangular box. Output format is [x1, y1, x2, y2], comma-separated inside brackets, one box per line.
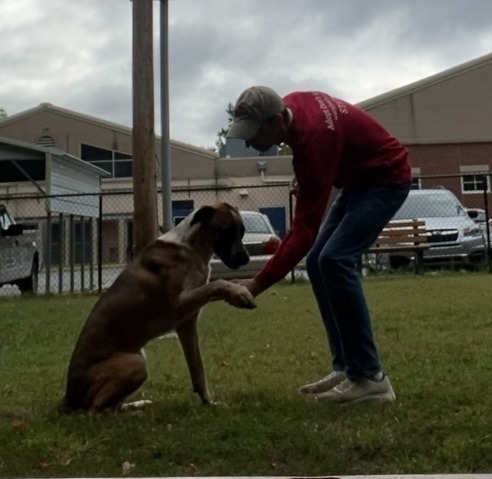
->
[0, 272, 491, 477]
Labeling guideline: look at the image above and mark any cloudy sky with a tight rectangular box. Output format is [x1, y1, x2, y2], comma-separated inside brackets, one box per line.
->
[1, 0, 491, 149]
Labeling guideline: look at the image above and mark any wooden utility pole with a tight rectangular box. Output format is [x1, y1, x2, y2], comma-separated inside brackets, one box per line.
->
[132, 0, 158, 255]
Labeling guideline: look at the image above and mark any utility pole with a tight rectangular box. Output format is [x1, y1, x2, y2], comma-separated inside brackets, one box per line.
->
[132, 0, 158, 255]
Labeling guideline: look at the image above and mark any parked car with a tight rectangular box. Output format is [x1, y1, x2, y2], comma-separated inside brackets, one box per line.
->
[387, 189, 486, 269]
[210, 210, 281, 279]
[466, 207, 492, 247]
[0, 204, 40, 293]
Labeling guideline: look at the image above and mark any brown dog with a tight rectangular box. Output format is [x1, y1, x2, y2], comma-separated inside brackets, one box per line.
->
[62, 203, 256, 412]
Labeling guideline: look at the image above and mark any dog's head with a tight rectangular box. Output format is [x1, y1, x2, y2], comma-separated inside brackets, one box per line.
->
[191, 203, 250, 269]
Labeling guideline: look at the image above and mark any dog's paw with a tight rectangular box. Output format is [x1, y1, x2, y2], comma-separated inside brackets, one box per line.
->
[226, 285, 256, 309]
[208, 400, 229, 407]
[119, 399, 153, 413]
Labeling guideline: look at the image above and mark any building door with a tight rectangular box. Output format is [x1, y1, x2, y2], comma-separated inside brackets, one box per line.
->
[259, 207, 286, 238]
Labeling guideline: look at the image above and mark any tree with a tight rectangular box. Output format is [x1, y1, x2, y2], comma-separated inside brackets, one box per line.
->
[278, 142, 292, 156]
[0, 108, 7, 120]
[215, 102, 234, 151]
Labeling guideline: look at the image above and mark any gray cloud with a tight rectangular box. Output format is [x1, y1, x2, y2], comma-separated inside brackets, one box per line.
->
[1, 0, 491, 149]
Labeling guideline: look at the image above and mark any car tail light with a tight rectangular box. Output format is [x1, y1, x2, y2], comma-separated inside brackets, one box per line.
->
[263, 235, 281, 254]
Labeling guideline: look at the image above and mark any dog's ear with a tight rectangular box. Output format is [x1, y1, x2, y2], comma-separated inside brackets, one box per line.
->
[190, 205, 216, 227]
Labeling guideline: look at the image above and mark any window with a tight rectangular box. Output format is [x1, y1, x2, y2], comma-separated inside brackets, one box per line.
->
[461, 174, 490, 194]
[172, 200, 194, 225]
[411, 177, 421, 190]
[80, 144, 132, 178]
[411, 168, 421, 190]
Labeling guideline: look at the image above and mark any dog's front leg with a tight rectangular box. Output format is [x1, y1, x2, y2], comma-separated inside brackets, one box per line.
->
[175, 316, 212, 404]
[177, 279, 256, 318]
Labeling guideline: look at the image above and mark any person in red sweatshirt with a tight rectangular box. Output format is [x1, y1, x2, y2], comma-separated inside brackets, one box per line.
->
[227, 86, 411, 404]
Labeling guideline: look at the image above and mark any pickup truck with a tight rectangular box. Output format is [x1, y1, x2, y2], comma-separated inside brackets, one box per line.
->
[0, 204, 40, 293]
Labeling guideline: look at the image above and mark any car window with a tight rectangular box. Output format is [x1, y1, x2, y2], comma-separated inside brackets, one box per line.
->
[0, 211, 13, 230]
[393, 193, 465, 220]
[241, 214, 272, 234]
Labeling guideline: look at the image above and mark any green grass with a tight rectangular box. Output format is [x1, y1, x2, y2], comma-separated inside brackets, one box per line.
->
[0, 272, 491, 477]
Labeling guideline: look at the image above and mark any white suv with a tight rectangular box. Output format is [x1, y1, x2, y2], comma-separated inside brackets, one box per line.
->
[389, 188, 486, 268]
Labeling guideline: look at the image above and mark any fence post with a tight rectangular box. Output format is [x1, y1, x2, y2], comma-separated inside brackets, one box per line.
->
[89, 217, 94, 291]
[80, 216, 85, 292]
[98, 195, 103, 294]
[69, 215, 75, 293]
[58, 213, 63, 294]
[289, 189, 296, 283]
[45, 212, 52, 295]
[482, 177, 491, 273]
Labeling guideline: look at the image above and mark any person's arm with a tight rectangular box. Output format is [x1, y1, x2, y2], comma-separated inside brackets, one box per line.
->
[251, 191, 329, 294]
[234, 193, 324, 297]
[251, 144, 342, 296]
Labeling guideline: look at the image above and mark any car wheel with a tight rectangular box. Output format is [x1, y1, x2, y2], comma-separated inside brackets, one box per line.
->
[17, 259, 39, 294]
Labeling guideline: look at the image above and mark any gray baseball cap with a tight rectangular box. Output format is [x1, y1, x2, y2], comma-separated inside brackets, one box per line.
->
[227, 86, 285, 140]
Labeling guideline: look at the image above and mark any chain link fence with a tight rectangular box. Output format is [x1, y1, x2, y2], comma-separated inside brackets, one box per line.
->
[0, 183, 292, 295]
[1, 174, 491, 295]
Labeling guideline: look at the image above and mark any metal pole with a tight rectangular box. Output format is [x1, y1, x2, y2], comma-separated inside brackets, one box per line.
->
[160, 0, 173, 232]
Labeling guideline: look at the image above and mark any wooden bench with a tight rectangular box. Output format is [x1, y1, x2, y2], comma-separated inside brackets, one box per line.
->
[367, 219, 429, 274]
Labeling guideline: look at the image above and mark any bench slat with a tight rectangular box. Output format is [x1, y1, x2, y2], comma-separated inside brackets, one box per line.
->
[379, 227, 426, 235]
[374, 234, 428, 245]
[382, 220, 426, 228]
[366, 219, 429, 274]
[369, 245, 429, 253]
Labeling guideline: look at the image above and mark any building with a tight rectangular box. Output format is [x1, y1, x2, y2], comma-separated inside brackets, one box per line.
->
[360, 51, 492, 208]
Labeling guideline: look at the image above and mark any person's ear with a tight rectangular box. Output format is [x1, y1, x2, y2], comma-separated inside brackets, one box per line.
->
[273, 112, 284, 127]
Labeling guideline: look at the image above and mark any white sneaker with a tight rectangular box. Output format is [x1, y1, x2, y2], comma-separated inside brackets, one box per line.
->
[299, 371, 347, 395]
[316, 374, 396, 404]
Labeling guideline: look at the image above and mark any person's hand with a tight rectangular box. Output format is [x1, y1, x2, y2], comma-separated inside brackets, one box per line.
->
[232, 278, 264, 298]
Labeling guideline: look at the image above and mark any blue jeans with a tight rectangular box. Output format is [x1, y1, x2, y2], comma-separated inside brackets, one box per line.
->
[305, 184, 410, 378]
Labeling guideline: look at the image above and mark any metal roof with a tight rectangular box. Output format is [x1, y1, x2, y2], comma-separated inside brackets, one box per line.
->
[0, 103, 219, 160]
[358, 51, 492, 110]
[0, 136, 110, 217]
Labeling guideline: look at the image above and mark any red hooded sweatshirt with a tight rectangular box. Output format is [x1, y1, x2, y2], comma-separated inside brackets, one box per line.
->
[255, 91, 411, 289]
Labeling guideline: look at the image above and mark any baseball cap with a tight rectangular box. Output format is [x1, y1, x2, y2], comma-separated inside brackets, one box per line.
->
[227, 86, 285, 140]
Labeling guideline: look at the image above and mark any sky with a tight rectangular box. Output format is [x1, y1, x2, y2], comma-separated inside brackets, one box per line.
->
[1, 0, 492, 150]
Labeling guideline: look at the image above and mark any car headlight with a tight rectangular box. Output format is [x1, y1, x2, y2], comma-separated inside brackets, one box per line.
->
[463, 225, 483, 238]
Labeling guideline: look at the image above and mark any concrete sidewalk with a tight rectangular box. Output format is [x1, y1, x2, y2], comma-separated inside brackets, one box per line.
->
[26, 473, 492, 479]
[48, 475, 491, 479]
